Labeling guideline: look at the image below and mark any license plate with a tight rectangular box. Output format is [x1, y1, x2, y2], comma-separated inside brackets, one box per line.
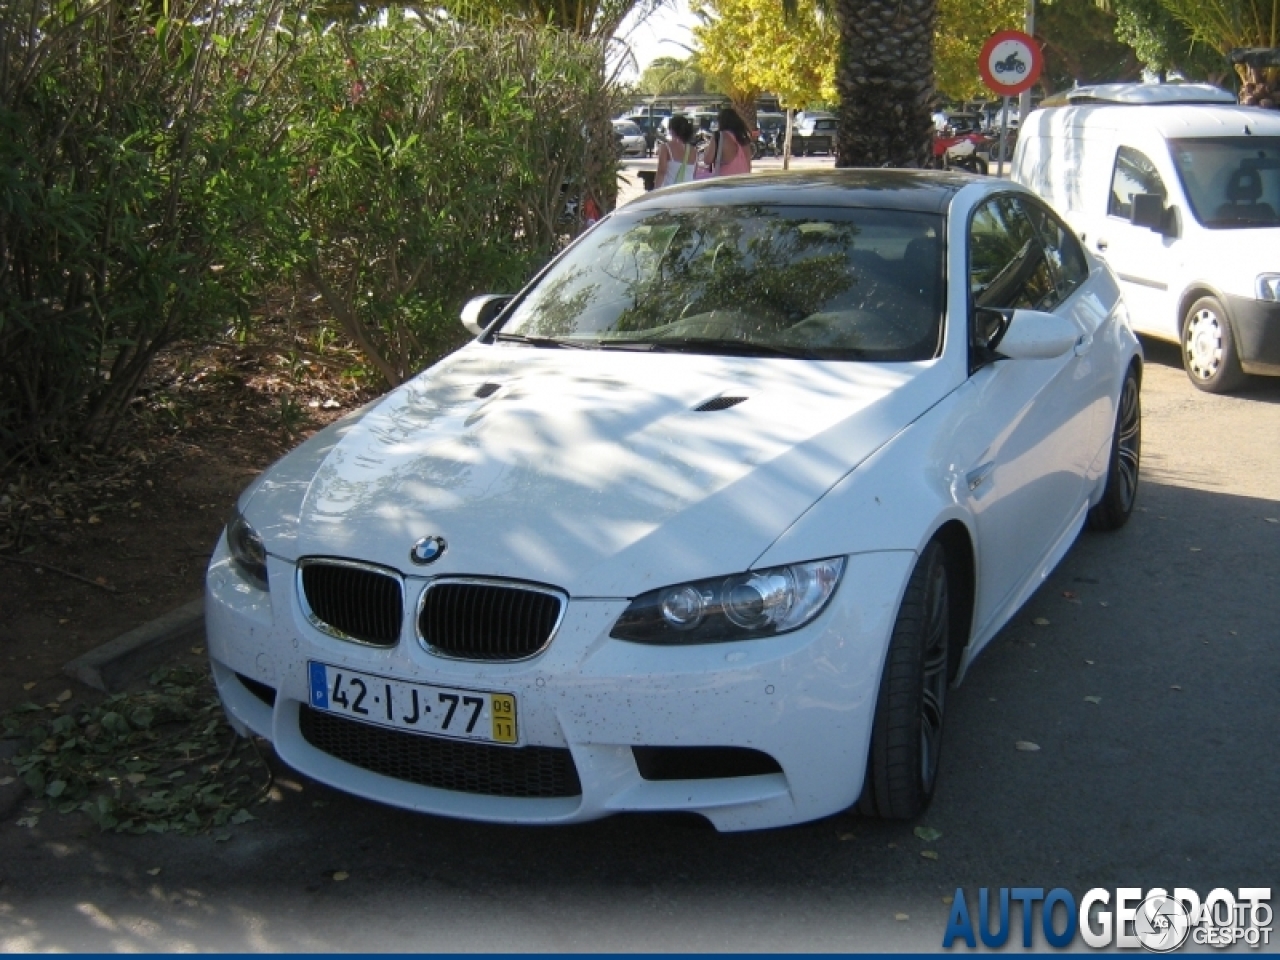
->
[307, 662, 518, 745]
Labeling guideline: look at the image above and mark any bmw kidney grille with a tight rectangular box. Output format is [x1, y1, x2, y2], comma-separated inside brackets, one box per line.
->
[418, 580, 563, 661]
[299, 559, 404, 647]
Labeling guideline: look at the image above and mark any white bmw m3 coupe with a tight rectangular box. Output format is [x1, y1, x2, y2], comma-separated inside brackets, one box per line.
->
[206, 170, 1142, 831]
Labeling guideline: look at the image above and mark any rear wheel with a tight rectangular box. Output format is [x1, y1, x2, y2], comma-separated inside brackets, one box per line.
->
[858, 540, 950, 819]
[1087, 365, 1142, 531]
[1183, 295, 1246, 393]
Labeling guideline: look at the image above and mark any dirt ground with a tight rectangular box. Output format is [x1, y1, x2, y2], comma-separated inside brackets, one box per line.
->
[0, 315, 377, 718]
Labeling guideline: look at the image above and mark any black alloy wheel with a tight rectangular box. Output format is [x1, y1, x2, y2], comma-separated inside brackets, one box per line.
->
[1087, 365, 1142, 531]
[858, 539, 950, 819]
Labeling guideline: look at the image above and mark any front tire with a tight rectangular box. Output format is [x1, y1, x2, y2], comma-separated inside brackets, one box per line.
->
[858, 540, 950, 819]
[1087, 365, 1142, 531]
[1183, 296, 1246, 393]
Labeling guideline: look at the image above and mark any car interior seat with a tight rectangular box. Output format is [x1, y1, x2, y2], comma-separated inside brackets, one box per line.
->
[1215, 166, 1276, 222]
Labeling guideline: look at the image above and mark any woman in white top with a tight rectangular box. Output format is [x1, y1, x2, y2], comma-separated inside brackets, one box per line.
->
[655, 115, 697, 188]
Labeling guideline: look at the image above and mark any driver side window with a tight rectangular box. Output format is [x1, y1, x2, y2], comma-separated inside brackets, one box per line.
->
[968, 196, 1058, 312]
[1109, 147, 1167, 219]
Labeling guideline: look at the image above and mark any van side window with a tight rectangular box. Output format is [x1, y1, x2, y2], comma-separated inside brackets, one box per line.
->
[1109, 147, 1167, 219]
[969, 197, 1059, 313]
[1021, 197, 1089, 299]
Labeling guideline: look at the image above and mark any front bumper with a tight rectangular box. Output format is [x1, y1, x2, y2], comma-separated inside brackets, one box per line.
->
[1225, 295, 1280, 376]
[205, 535, 913, 832]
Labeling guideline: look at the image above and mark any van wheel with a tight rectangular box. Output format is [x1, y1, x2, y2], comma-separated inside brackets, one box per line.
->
[1183, 296, 1245, 394]
[857, 540, 950, 819]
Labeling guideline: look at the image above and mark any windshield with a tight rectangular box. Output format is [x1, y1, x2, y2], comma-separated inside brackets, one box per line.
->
[497, 205, 945, 361]
[1169, 137, 1280, 229]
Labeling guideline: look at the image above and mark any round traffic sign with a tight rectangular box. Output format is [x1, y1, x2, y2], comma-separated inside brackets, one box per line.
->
[978, 30, 1042, 97]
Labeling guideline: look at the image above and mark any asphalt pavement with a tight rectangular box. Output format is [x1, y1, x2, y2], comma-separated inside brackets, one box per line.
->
[1, 302, 1277, 949]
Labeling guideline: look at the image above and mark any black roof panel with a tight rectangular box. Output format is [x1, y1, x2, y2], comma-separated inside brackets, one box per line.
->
[625, 168, 975, 215]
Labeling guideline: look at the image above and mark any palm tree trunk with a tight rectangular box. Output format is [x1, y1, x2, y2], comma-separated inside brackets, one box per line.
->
[832, 0, 938, 168]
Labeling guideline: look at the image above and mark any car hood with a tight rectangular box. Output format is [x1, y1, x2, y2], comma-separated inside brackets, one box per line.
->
[243, 344, 953, 597]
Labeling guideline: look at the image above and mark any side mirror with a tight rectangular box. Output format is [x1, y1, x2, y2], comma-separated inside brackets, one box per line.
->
[1130, 193, 1167, 233]
[461, 295, 512, 336]
[996, 308, 1081, 360]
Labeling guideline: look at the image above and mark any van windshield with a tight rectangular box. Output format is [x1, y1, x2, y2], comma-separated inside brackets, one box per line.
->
[1169, 137, 1280, 229]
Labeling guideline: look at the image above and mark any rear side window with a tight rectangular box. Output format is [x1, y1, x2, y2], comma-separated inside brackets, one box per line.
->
[1109, 147, 1167, 219]
[1022, 198, 1089, 300]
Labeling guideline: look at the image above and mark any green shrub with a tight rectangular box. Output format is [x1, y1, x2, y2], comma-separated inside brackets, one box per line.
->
[0, 0, 299, 464]
[283, 14, 620, 386]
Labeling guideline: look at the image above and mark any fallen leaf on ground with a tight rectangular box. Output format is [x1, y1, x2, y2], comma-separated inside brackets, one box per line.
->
[0, 777, 14, 786]
[1085, 660, 1095, 665]
[16, 816, 38, 828]
[190, 647, 205, 655]
[887, 842, 898, 849]
[1032, 617, 1050, 626]
[333, 871, 349, 882]
[88, 515, 101, 524]
[22, 682, 35, 691]
[921, 850, 939, 860]
[913, 826, 942, 842]
[1084, 696, 1102, 704]
[943, 896, 954, 905]
[1062, 590, 1077, 599]
[838, 833, 855, 841]
[146, 868, 162, 876]
[56, 689, 72, 703]
[1015, 740, 1041, 752]
[1189, 547, 1201, 552]
[1099, 602, 1109, 607]
[1266, 518, 1278, 524]
[125, 773, 147, 785]
[895, 913, 909, 921]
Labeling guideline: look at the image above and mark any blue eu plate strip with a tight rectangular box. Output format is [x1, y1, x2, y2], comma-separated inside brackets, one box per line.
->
[308, 661, 329, 709]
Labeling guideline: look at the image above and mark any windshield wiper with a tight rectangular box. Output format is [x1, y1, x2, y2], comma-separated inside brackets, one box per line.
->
[618, 337, 824, 359]
[492, 333, 592, 349]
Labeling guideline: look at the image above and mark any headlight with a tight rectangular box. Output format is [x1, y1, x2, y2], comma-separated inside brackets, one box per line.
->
[611, 558, 845, 645]
[1258, 274, 1280, 302]
[226, 510, 268, 591]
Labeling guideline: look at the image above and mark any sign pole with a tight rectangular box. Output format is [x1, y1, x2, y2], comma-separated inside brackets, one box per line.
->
[998, 95, 1010, 178]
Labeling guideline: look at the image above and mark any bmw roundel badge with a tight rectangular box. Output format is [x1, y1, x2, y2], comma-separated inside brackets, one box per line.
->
[410, 536, 447, 566]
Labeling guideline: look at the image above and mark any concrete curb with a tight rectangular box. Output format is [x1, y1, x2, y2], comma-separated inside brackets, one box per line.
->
[62, 598, 205, 693]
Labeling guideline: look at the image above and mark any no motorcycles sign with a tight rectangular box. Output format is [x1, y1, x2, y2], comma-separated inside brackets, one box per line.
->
[978, 30, 1042, 97]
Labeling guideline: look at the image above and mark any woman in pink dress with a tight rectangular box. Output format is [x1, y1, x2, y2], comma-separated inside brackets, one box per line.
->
[704, 107, 753, 177]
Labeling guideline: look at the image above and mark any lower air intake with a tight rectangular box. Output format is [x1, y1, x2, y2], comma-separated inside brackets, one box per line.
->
[299, 706, 582, 799]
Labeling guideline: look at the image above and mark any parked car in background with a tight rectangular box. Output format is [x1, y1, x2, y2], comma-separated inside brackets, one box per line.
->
[612, 119, 647, 158]
[208, 169, 1142, 833]
[1013, 82, 1280, 393]
[791, 113, 837, 155]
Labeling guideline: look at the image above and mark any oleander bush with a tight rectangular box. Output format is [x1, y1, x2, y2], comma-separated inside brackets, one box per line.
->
[0, 1, 618, 467]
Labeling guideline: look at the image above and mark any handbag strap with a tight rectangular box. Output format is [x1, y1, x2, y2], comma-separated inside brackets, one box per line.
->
[674, 142, 693, 182]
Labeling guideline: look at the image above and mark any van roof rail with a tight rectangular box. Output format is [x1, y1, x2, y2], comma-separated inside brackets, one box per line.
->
[1040, 83, 1237, 107]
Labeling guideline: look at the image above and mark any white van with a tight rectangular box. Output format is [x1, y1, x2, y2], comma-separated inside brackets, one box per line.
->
[1012, 83, 1280, 392]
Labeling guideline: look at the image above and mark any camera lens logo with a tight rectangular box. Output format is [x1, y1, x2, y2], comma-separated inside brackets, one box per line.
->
[1135, 894, 1191, 953]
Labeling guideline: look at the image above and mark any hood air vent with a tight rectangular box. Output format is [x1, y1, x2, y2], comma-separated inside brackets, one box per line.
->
[694, 396, 747, 412]
[474, 382, 501, 398]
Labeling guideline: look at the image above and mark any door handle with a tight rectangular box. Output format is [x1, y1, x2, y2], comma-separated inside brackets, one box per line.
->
[1095, 238, 1108, 251]
[1075, 333, 1094, 356]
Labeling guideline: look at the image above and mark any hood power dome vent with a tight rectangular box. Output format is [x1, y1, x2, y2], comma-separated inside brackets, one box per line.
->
[694, 396, 747, 412]
[474, 383, 501, 398]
